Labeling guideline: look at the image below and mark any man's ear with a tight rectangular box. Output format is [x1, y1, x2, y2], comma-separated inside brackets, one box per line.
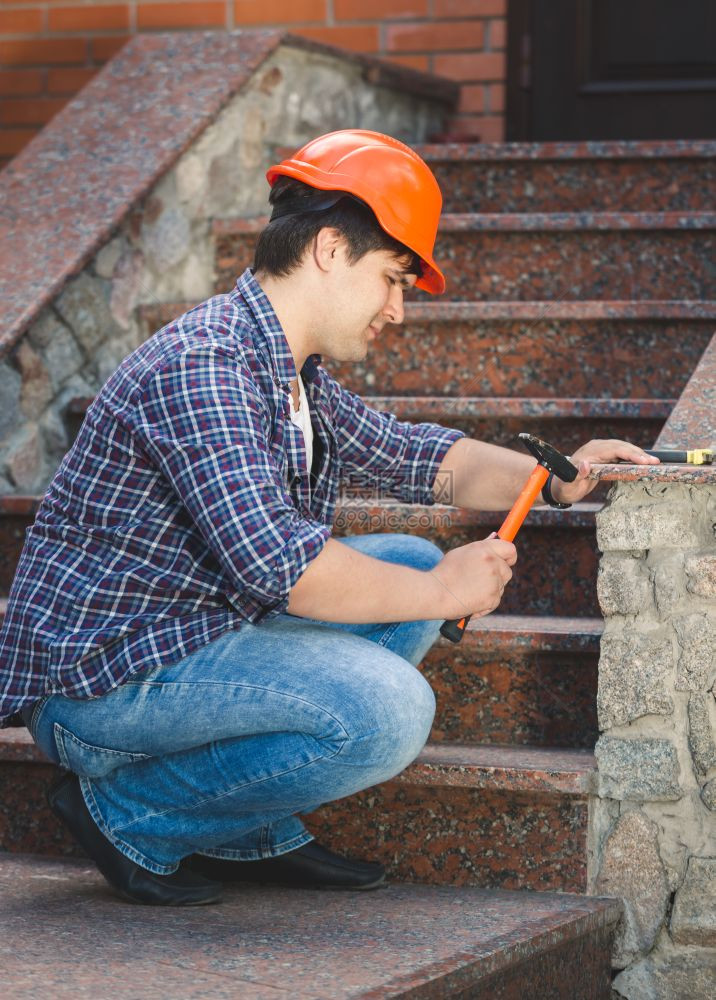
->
[313, 227, 346, 273]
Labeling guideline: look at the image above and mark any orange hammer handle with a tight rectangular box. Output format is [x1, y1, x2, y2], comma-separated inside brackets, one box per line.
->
[497, 464, 550, 541]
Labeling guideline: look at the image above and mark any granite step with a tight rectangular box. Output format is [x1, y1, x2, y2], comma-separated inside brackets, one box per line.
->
[138, 299, 716, 400]
[66, 394, 671, 457]
[0, 497, 602, 615]
[414, 139, 716, 214]
[0, 851, 621, 999]
[0, 731, 596, 892]
[213, 212, 716, 301]
[426, 614, 602, 748]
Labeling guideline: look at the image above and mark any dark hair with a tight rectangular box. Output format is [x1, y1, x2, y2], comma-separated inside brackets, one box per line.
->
[253, 176, 423, 280]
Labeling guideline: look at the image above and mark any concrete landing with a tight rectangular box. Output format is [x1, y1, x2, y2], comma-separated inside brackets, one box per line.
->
[1, 852, 620, 999]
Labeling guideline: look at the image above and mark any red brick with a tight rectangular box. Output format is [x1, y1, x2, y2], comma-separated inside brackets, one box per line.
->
[0, 127, 36, 157]
[0, 69, 43, 97]
[90, 35, 130, 62]
[489, 16, 506, 50]
[292, 25, 380, 53]
[335, 0, 427, 18]
[435, 0, 505, 15]
[0, 96, 69, 126]
[387, 53, 431, 72]
[488, 82, 505, 113]
[471, 113, 504, 141]
[458, 83, 485, 114]
[0, 39, 87, 67]
[434, 51, 505, 81]
[234, 0, 325, 24]
[137, 2, 227, 29]
[0, 9, 43, 33]
[47, 66, 99, 94]
[387, 20, 483, 52]
[48, 5, 129, 32]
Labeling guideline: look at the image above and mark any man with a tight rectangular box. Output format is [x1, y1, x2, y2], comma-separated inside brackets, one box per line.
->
[0, 130, 656, 905]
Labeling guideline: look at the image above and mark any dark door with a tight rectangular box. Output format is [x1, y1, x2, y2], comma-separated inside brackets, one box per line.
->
[507, 0, 716, 140]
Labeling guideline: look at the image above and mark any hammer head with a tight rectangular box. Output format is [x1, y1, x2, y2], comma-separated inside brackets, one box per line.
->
[518, 433, 578, 482]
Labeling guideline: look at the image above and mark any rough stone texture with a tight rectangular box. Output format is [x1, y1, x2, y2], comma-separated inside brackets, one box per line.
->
[15, 340, 52, 417]
[653, 554, 686, 616]
[687, 692, 716, 777]
[5, 424, 42, 491]
[597, 556, 653, 616]
[597, 632, 674, 728]
[596, 499, 699, 551]
[674, 614, 716, 692]
[670, 856, 716, 946]
[595, 737, 682, 801]
[686, 550, 716, 598]
[594, 811, 670, 968]
[701, 778, 716, 811]
[0, 362, 21, 445]
[612, 952, 716, 999]
[54, 272, 121, 355]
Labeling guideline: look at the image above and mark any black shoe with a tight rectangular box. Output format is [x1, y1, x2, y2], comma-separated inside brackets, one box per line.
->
[47, 772, 223, 906]
[183, 840, 386, 890]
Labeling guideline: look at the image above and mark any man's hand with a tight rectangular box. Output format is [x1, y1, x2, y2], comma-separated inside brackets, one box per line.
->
[430, 535, 517, 620]
[552, 439, 660, 504]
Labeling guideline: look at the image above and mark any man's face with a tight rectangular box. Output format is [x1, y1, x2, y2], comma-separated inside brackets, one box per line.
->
[317, 244, 418, 362]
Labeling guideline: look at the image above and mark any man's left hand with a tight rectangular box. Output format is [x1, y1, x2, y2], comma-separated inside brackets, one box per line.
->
[552, 439, 659, 505]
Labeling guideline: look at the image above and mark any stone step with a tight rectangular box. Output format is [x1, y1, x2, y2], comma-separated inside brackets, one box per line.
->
[427, 614, 602, 748]
[0, 731, 596, 892]
[0, 497, 602, 615]
[334, 500, 602, 617]
[307, 742, 597, 892]
[0, 851, 621, 999]
[67, 393, 671, 457]
[414, 139, 716, 213]
[213, 213, 716, 301]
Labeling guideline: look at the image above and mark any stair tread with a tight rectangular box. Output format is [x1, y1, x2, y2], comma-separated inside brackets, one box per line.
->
[215, 211, 716, 235]
[365, 396, 675, 417]
[465, 611, 603, 639]
[0, 852, 620, 999]
[414, 139, 716, 161]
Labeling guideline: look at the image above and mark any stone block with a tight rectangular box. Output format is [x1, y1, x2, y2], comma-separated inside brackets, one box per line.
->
[55, 272, 121, 355]
[41, 323, 84, 392]
[109, 250, 145, 329]
[6, 423, 42, 491]
[653, 554, 685, 615]
[674, 614, 716, 691]
[597, 502, 697, 552]
[0, 361, 22, 444]
[595, 737, 682, 802]
[685, 550, 716, 598]
[687, 692, 716, 777]
[15, 339, 52, 416]
[613, 953, 716, 999]
[594, 811, 669, 968]
[701, 778, 716, 811]
[670, 856, 716, 945]
[94, 236, 125, 279]
[597, 557, 652, 617]
[598, 632, 674, 729]
[142, 204, 191, 273]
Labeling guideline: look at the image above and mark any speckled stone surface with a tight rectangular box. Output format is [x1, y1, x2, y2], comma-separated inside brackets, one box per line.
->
[656, 330, 716, 450]
[140, 299, 715, 399]
[0, 853, 620, 999]
[414, 140, 716, 214]
[214, 213, 716, 301]
[0, 31, 455, 358]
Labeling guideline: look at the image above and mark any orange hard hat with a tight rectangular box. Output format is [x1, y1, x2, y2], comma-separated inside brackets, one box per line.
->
[266, 129, 445, 295]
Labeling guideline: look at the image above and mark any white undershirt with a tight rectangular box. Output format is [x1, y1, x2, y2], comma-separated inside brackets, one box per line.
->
[288, 375, 313, 481]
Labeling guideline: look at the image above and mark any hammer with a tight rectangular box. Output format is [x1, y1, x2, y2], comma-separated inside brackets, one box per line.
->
[440, 433, 578, 643]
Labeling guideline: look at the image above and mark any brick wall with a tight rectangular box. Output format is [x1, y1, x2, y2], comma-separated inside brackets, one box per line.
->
[0, 0, 506, 167]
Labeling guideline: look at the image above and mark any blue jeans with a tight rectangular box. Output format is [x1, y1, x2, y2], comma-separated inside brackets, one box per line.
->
[29, 534, 443, 875]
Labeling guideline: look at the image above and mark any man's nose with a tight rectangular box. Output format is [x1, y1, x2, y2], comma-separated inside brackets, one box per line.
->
[383, 284, 405, 325]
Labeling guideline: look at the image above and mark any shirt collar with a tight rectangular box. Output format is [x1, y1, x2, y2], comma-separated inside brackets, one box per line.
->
[233, 268, 322, 387]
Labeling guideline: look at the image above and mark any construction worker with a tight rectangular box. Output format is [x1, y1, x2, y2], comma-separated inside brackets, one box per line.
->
[0, 130, 657, 905]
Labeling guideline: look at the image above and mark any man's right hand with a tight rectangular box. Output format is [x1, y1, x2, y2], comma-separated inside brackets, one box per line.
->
[429, 535, 517, 620]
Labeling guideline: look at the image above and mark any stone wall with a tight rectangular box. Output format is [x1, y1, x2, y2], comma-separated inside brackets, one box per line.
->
[0, 41, 445, 495]
[590, 480, 716, 997]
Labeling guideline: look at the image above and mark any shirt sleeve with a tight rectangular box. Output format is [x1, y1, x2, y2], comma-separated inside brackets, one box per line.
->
[321, 369, 465, 505]
[132, 346, 331, 623]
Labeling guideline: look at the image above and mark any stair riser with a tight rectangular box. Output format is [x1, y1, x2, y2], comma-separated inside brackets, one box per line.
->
[431, 158, 716, 213]
[0, 761, 80, 858]
[336, 522, 600, 617]
[306, 784, 589, 892]
[326, 319, 711, 398]
[424, 649, 598, 748]
[215, 229, 715, 301]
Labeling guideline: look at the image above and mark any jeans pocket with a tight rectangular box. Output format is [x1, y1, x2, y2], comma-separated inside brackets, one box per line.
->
[53, 723, 151, 778]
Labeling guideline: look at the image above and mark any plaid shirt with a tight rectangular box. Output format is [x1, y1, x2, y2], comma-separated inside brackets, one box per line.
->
[0, 269, 464, 726]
